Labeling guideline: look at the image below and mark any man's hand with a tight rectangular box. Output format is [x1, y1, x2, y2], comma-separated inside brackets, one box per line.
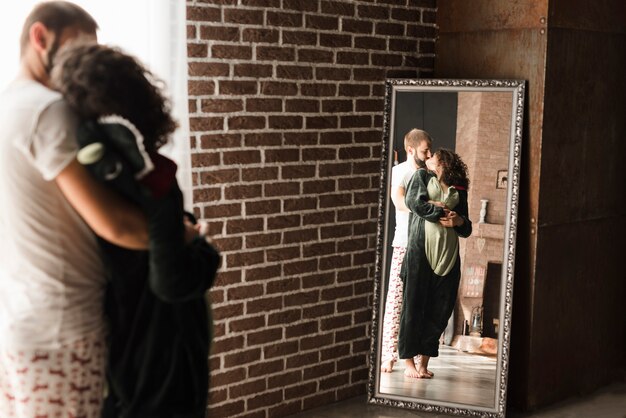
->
[439, 210, 464, 228]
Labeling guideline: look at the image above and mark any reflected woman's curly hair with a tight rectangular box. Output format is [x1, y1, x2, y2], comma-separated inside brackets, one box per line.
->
[435, 148, 470, 190]
[51, 43, 177, 151]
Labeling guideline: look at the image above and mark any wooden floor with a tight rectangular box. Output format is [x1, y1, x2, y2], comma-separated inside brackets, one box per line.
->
[378, 345, 498, 408]
[288, 382, 626, 418]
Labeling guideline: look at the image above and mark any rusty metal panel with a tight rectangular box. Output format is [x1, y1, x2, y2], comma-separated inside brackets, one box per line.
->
[549, 0, 626, 33]
[437, 0, 548, 33]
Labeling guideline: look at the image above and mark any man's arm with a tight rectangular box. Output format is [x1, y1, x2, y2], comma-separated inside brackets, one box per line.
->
[391, 185, 410, 212]
[56, 159, 149, 249]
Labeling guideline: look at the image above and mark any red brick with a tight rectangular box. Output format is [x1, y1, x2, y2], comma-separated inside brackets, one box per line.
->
[211, 367, 246, 388]
[224, 185, 262, 200]
[282, 289, 319, 306]
[226, 217, 264, 234]
[266, 246, 301, 262]
[305, 116, 338, 129]
[266, 11, 303, 27]
[224, 8, 264, 24]
[264, 181, 300, 197]
[248, 358, 284, 377]
[219, 80, 258, 95]
[391, 7, 420, 22]
[342, 19, 373, 34]
[302, 210, 336, 226]
[301, 273, 335, 289]
[300, 331, 333, 350]
[285, 382, 317, 400]
[247, 295, 284, 316]
[319, 33, 351, 48]
[200, 133, 241, 148]
[321, 314, 351, 331]
[320, 224, 352, 239]
[266, 277, 300, 295]
[268, 307, 302, 325]
[228, 116, 265, 130]
[193, 187, 221, 203]
[246, 232, 281, 248]
[226, 250, 265, 267]
[224, 348, 262, 369]
[212, 337, 245, 356]
[187, 6, 221, 22]
[242, 28, 280, 43]
[256, 47, 297, 62]
[189, 117, 223, 132]
[234, 63, 273, 78]
[337, 207, 369, 222]
[247, 389, 283, 410]
[229, 315, 265, 333]
[281, 164, 316, 179]
[187, 43, 208, 58]
[245, 170, 282, 185]
[302, 390, 336, 410]
[283, 30, 318, 46]
[201, 169, 241, 185]
[265, 341, 299, 359]
[297, 48, 334, 63]
[245, 132, 282, 146]
[212, 302, 244, 321]
[268, 401, 302, 418]
[321, 1, 355, 16]
[319, 373, 350, 390]
[189, 62, 229, 77]
[229, 378, 266, 399]
[276, 65, 313, 80]
[245, 265, 282, 282]
[246, 98, 283, 112]
[227, 284, 264, 301]
[335, 325, 366, 343]
[200, 25, 240, 41]
[283, 197, 317, 212]
[245, 199, 281, 215]
[301, 83, 337, 97]
[319, 162, 351, 177]
[207, 400, 245, 418]
[285, 99, 320, 113]
[308, 14, 339, 29]
[319, 254, 352, 271]
[212, 236, 243, 251]
[283, 228, 319, 244]
[316, 67, 351, 81]
[286, 351, 319, 369]
[247, 326, 283, 345]
[268, 115, 303, 129]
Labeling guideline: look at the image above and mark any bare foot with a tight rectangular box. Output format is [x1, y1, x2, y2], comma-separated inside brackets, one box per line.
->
[403, 358, 431, 378]
[380, 359, 395, 373]
[417, 355, 433, 377]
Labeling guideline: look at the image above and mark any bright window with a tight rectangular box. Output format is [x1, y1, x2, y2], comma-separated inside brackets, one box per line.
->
[0, 0, 192, 209]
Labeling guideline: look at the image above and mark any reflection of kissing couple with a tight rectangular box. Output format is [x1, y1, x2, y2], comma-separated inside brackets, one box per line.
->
[380, 129, 472, 379]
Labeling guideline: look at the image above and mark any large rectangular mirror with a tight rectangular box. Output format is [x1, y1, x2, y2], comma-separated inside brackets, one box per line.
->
[368, 79, 525, 417]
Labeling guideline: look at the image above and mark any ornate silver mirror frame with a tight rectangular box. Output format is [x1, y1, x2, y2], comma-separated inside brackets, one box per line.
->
[368, 79, 525, 418]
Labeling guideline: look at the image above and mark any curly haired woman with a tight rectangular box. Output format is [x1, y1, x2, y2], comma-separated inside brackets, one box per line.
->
[398, 148, 473, 379]
[51, 43, 220, 418]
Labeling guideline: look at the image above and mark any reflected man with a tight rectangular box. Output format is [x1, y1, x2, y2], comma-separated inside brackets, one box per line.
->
[380, 129, 432, 373]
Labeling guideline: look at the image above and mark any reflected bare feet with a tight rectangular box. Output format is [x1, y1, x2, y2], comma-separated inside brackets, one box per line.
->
[380, 359, 395, 373]
[404, 358, 431, 378]
[417, 354, 433, 377]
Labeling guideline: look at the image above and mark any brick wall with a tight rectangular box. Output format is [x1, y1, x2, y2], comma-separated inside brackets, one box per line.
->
[185, 1, 437, 417]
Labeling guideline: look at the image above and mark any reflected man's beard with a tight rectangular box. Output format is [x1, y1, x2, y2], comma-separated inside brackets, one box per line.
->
[414, 155, 426, 169]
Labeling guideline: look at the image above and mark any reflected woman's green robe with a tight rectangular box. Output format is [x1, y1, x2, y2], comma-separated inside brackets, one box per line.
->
[398, 169, 472, 359]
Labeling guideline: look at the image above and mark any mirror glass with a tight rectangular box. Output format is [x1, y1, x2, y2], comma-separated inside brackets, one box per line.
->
[368, 79, 525, 418]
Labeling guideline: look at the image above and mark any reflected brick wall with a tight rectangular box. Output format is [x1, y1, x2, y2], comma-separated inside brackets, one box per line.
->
[185, 1, 438, 417]
[455, 91, 512, 337]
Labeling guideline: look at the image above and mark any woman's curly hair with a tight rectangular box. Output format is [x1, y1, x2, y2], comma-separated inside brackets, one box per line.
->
[435, 148, 470, 190]
[51, 43, 177, 151]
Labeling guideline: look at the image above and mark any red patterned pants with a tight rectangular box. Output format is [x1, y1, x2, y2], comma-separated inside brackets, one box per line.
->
[380, 245, 407, 363]
[0, 333, 105, 418]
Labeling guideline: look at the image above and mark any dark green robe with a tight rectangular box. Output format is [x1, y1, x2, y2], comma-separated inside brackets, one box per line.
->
[398, 169, 472, 358]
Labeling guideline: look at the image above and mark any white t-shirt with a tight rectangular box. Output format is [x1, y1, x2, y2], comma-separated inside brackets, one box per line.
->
[0, 78, 105, 350]
[390, 160, 416, 247]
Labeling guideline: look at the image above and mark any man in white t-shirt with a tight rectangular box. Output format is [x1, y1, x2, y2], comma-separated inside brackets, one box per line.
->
[380, 129, 432, 373]
[0, 3, 148, 416]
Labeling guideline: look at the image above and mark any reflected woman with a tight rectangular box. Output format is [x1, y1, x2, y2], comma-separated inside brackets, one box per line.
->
[398, 148, 472, 378]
